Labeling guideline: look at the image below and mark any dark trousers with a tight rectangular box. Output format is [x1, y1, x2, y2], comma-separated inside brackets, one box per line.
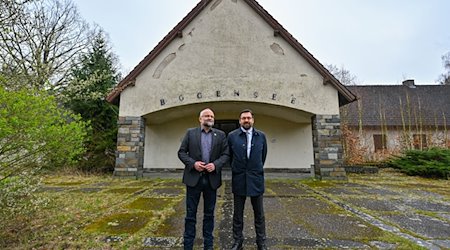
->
[232, 194, 266, 244]
[184, 175, 217, 250]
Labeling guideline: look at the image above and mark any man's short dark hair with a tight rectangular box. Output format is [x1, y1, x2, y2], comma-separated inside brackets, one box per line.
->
[239, 109, 253, 118]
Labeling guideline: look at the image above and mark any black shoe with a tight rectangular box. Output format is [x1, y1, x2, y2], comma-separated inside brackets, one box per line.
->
[204, 247, 213, 250]
[257, 242, 268, 250]
[231, 240, 243, 250]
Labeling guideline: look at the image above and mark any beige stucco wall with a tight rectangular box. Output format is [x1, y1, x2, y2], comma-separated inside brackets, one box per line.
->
[144, 112, 314, 169]
[118, 0, 340, 118]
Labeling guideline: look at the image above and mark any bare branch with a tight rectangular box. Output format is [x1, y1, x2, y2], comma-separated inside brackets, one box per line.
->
[0, 0, 94, 90]
[438, 52, 450, 85]
[325, 64, 359, 85]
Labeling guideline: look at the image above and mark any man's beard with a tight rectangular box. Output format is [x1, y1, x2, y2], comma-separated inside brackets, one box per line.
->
[203, 121, 214, 127]
[242, 122, 251, 130]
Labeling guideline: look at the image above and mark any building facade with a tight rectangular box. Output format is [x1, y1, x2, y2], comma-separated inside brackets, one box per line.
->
[343, 80, 450, 163]
[107, 0, 356, 179]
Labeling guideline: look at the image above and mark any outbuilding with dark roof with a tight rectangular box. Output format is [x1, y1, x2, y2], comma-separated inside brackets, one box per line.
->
[342, 80, 450, 161]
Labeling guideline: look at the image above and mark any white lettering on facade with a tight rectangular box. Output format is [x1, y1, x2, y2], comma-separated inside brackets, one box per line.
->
[159, 90, 298, 106]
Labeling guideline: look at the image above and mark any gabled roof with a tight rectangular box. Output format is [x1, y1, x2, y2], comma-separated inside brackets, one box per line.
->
[344, 84, 450, 127]
[106, 0, 356, 106]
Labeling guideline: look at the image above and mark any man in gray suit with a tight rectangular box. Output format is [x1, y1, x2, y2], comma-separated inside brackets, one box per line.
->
[178, 108, 229, 250]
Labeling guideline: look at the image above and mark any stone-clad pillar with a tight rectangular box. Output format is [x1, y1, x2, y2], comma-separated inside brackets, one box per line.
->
[114, 116, 145, 178]
[311, 114, 347, 180]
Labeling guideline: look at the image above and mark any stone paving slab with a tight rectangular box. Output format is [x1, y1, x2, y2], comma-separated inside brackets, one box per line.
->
[261, 197, 313, 239]
[342, 197, 404, 211]
[437, 213, 450, 221]
[321, 187, 362, 195]
[380, 214, 450, 239]
[408, 190, 447, 199]
[266, 181, 310, 197]
[431, 240, 450, 249]
[402, 199, 450, 212]
[281, 196, 336, 215]
[352, 186, 401, 196]
[300, 213, 383, 240]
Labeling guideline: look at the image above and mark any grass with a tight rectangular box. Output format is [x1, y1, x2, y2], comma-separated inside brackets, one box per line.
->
[0, 174, 184, 249]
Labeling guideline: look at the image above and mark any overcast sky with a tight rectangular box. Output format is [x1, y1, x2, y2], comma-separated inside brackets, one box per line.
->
[75, 0, 450, 84]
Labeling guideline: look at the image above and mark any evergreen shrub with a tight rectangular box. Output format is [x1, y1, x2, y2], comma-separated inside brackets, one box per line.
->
[387, 148, 450, 179]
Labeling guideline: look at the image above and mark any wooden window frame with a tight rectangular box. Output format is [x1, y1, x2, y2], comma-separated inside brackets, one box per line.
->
[373, 134, 387, 152]
[413, 134, 427, 150]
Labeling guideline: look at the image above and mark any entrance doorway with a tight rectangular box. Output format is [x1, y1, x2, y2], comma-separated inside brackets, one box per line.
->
[213, 120, 239, 135]
[213, 120, 238, 170]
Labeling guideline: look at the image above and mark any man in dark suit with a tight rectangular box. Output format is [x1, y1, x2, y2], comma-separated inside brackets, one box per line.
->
[178, 108, 229, 250]
[227, 109, 268, 250]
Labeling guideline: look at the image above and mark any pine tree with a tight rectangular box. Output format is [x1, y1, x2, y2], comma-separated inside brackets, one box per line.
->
[62, 31, 120, 172]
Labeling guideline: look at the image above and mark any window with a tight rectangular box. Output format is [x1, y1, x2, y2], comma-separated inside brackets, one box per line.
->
[413, 134, 427, 149]
[373, 134, 387, 152]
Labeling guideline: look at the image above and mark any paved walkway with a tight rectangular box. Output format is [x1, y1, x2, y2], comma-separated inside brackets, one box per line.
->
[141, 170, 450, 249]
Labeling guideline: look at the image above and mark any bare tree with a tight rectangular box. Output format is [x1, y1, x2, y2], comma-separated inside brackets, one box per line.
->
[1, 0, 20, 24]
[0, 0, 95, 91]
[438, 52, 450, 85]
[325, 64, 358, 86]
[0, 0, 34, 24]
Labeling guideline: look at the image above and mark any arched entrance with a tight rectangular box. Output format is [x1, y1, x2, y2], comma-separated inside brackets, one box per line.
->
[139, 101, 315, 171]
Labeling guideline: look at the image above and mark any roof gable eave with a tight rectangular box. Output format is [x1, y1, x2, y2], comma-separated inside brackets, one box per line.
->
[107, 0, 357, 105]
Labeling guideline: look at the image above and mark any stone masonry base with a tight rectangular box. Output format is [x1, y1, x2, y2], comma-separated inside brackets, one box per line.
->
[312, 114, 347, 181]
[114, 116, 145, 178]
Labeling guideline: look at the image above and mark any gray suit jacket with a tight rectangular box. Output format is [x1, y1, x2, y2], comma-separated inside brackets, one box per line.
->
[178, 127, 230, 189]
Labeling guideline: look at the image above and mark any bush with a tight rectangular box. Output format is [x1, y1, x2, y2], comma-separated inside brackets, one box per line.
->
[0, 173, 48, 221]
[0, 172, 50, 247]
[0, 86, 89, 176]
[0, 85, 87, 242]
[387, 148, 450, 179]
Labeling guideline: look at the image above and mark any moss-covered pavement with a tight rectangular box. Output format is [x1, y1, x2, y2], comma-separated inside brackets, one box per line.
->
[32, 169, 450, 249]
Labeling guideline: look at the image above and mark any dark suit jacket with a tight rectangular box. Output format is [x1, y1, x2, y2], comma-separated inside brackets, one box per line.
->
[227, 127, 267, 196]
[178, 127, 230, 190]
